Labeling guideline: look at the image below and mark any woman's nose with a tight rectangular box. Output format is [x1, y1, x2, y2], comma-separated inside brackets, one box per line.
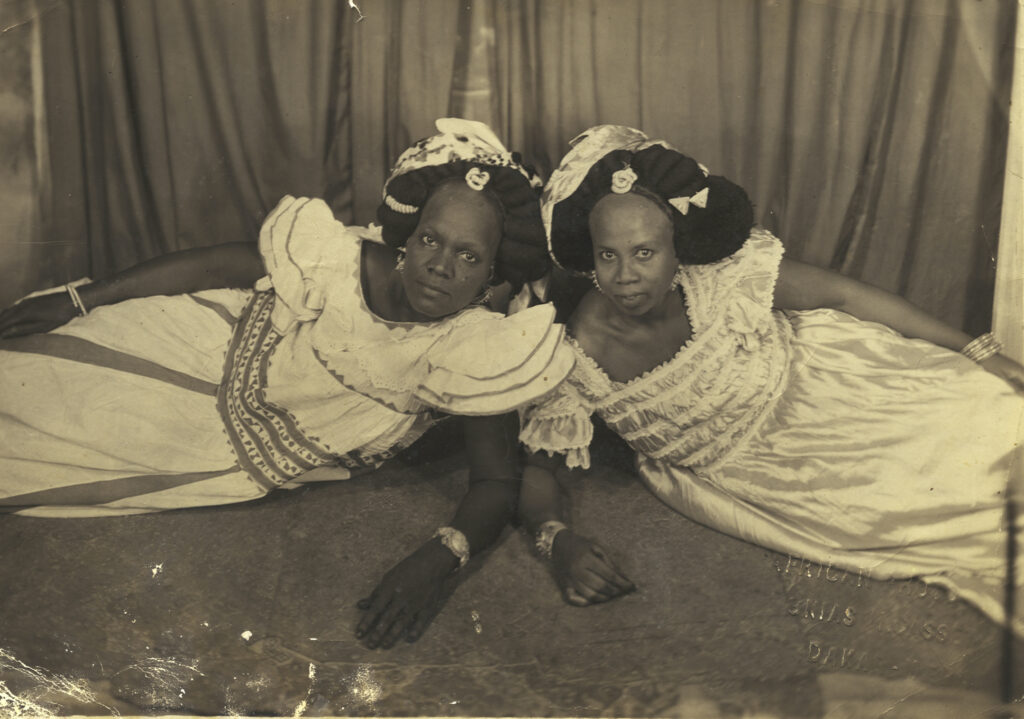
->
[428, 250, 455, 278]
[614, 261, 639, 284]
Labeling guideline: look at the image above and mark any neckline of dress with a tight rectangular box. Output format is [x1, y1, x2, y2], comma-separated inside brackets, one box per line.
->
[568, 280, 701, 389]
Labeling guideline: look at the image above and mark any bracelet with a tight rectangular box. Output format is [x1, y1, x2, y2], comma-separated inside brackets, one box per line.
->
[535, 520, 568, 559]
[65, 283, 88, 316]
[961, 332, 1002, 363]
[433, 526, 470, 569]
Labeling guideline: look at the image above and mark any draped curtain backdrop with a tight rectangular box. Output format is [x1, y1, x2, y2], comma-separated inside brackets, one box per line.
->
[8, 0, 1017, 339]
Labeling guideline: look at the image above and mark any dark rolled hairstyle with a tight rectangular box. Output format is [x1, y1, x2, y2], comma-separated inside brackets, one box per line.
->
[549, 145, 754, 274]
[377, 158, 549, 289]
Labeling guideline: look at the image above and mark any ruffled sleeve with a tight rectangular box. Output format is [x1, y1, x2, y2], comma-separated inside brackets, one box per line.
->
[254, 195, 360, 333]
[518, 372, 595, 470]
[415, 303, 577, 416]
[686, 228, 784, 350]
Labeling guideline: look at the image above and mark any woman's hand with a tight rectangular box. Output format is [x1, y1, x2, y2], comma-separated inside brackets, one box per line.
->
[551, 530, 635, 606]
[980, 353, 1024, 393]
[355, 539, 458, 649]
[0, 293, 79, 339]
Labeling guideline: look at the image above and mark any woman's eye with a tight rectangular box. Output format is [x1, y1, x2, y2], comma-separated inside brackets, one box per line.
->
[458, 251, 478, 264]
[598, 251, 615, 261]
[421, 235, 437, 247]
[636, 248, 653, 259]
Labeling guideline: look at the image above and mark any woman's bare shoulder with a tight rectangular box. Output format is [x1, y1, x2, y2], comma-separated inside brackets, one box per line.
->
[567, 290, 614, 355]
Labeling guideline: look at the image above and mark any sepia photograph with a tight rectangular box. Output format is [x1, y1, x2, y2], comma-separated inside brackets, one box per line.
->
[0, 0, 1022, 716]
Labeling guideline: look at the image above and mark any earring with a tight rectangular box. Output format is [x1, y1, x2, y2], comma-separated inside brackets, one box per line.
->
[670, 264, 684, 291]
[589, 270, 604, 294]
[395, 247, 406, 273]
[473, 286, 494, 306]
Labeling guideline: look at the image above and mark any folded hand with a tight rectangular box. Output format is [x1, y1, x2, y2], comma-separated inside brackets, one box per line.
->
[551, 531, 635, 606]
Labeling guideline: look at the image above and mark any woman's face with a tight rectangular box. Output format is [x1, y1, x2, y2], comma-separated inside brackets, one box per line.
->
[589, 192, 678, 317]
[401, 181, 502, 319]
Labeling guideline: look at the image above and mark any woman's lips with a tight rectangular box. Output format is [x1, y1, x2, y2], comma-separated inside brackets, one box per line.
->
[615, 293, 646, 307]
[416, 281, 450, 297]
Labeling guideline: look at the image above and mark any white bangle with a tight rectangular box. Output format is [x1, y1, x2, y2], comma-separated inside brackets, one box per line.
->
[961, 332, 1002, 363]
[65, 283, 88, 316]
[535, 520, 568, 559]
[433, 526, 470, 569]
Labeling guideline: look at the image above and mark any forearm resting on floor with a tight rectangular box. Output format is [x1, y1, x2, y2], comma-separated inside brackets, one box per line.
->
[519, 453, 566, 535]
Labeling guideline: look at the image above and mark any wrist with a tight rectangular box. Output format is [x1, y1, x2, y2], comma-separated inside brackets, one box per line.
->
[961, 333, 1003, 363]
[420, 537, 462, 575]
[535, 520, 569, 559]
[430, 526, 470, 572]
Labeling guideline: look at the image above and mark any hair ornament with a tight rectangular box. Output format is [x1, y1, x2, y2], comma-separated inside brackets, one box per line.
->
[610, 165, 638, 194]
[384, 194, 418, 214]
[668, 186, 710, 216]
[465, 167, 491, 191]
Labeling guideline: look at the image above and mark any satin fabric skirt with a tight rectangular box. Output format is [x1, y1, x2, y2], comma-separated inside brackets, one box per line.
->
[639, 309, 1024, 633]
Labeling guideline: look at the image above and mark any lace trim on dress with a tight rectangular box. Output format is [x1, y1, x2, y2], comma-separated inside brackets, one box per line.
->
[519, 376, 596, 470]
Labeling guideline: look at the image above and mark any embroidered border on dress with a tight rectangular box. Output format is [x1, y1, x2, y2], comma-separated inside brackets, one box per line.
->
[218, 292, 338, 488]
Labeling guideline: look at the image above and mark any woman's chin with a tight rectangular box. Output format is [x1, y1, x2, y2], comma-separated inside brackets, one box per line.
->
[405, 292, 462, 320]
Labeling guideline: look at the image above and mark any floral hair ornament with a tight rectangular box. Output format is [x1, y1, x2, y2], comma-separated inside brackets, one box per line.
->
[668, 186, 710, 216]
[381, 117, 542, 215]
[465, 167, 491, 191]
[610, 165, 638, 194]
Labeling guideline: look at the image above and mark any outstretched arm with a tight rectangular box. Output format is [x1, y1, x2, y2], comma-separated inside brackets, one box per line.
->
[774, 258, 1024, 390]
[520, 452, 635, 606]
[356, 413, 523, 649]
[0, 243, 264, 338]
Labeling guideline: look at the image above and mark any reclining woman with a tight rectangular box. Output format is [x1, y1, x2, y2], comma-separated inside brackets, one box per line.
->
[518, 125, 1024, 634]
[0, 118, 573, 649]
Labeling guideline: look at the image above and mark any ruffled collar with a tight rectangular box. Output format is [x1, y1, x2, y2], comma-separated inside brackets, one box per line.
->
[307, 232, 495, 404]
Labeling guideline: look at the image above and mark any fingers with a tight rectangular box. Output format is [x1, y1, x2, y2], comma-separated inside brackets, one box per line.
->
[560, 571, 616, 605]
[377, 605, 414, 649]
[360, 596, 405, 649]
[563, 587, 591, 606]
[356, 588, 429, 649]
[355, 587, 386, 640]
[405, 603, 439, 643]
[0, 320, 55, 339]
[586, 546, 635, 592]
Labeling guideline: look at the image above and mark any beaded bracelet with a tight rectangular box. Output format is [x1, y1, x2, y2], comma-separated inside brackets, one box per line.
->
[535, 520, 568, 559]
[961, 332, 1002, 363]
[65, 283, 88, 316]
[433, 526, 470, 569]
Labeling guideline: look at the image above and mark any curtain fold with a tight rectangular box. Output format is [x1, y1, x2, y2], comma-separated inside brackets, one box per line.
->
[490, 0, 1015, 334]
[16, 0, 1017, 334]
[38, 0, 352, 290]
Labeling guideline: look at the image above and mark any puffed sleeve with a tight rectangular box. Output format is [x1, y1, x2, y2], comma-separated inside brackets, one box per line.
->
[518, 373, 595, 470]
[686, 228, 784, 350]
[415, 303, 577, 416]
[254, 195, 360, 332]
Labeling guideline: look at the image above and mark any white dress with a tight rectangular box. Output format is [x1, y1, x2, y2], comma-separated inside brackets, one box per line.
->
[521, 229, 1024, 632]
[0, 196, 572, 516]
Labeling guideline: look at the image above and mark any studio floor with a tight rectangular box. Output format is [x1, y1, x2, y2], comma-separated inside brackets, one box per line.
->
[1, 424, 1021, 718]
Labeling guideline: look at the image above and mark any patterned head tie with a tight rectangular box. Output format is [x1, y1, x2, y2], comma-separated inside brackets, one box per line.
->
[541, 124, 754, 274]
[376, 118, 549, 289]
